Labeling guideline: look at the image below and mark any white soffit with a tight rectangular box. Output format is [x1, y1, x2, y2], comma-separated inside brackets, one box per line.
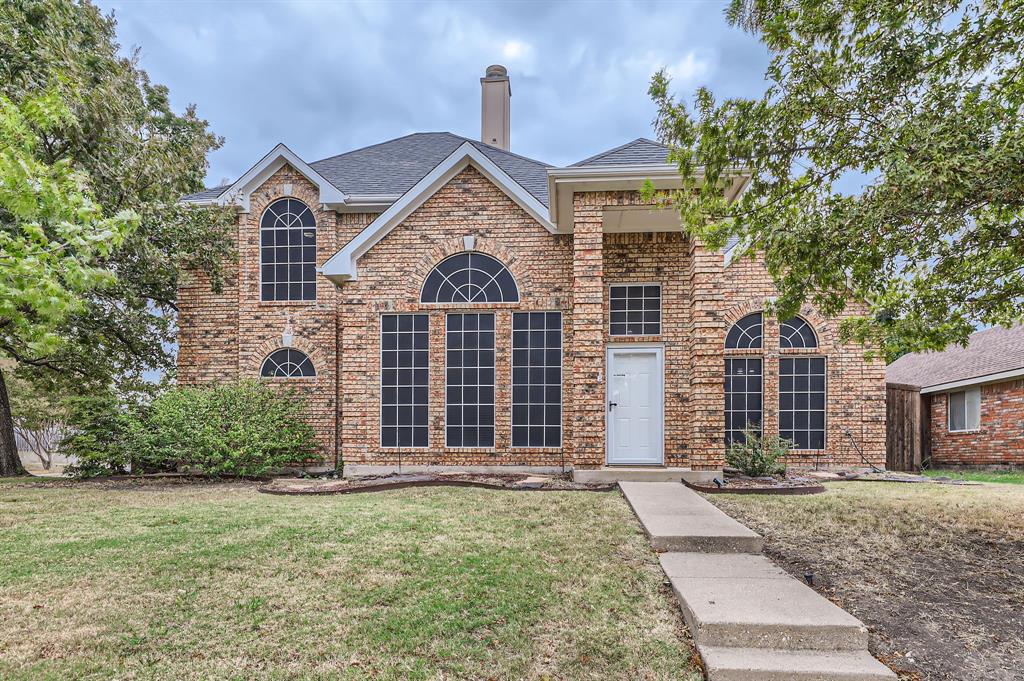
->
[182, 143, 347, 212]
[322, 142, 555, 283]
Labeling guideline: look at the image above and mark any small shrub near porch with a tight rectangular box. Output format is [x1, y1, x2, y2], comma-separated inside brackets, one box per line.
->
[65, 379, 317, 477]
[725, 428, 791, 477]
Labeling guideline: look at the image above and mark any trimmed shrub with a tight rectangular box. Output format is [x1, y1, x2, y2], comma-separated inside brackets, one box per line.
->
[62, 392, 142, 477]
[65, 380, 317, 478]
[725, 427, 791, 477]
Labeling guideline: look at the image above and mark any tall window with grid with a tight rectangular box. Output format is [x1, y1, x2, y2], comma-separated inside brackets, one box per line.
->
[260, 198, 317, 301]
[779, 357, 827, 449]
[446, 313, 495, 448]
[381, 314, 429, 448]
[725, 358, 763, 445]
[511, 312, 562, 448]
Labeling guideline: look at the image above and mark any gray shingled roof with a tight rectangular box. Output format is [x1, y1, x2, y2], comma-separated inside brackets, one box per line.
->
[182, 132, 551, 206]
[571, 138, 671, 167]
[886, 325, 1024, 389]
[181, 184, 231, 202]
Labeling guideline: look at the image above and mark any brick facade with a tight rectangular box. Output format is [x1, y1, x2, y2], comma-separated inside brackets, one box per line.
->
[928, 380, 1024, 466]
[178, 162, 887, 471]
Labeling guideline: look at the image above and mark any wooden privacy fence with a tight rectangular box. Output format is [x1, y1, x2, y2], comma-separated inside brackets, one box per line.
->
[885, 382, 930, 471]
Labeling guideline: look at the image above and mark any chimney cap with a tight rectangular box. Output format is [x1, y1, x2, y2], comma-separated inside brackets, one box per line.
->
[484, 64, 508, 79]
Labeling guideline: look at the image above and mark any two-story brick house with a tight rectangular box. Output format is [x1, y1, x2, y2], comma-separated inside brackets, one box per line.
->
[180, 65, 886, 480]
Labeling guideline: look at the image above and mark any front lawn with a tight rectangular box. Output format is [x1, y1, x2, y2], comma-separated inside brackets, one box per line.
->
[922, 467, 1024, 485]
[0, 479, 698, 680]
[707, 481, 1024, 681]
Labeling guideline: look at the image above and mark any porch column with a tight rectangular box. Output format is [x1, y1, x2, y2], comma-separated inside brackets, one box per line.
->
[688, 239, 726, 470]
[568, 193, 605, 469]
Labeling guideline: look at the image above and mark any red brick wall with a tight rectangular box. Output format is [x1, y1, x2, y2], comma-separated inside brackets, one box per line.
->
[928, 380, 1024, 466]
[178, 164, 886, 471]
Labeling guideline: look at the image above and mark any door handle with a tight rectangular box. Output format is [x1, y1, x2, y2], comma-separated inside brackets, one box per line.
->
[608, 402, 618, 411]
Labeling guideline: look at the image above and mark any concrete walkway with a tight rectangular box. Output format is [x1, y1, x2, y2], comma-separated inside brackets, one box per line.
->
[620, 482, 895, 680]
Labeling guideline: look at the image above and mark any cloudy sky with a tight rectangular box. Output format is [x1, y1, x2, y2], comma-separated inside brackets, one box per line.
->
[96, 0, 770, 187]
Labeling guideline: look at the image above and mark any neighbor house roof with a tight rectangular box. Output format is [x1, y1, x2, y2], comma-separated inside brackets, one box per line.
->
[182, 132, 552, 207]
[886, 325, 1024, 392]
[571, 138, 671, 167]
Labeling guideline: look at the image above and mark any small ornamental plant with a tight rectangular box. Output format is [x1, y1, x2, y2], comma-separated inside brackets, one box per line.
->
[725, 427, 792, 477]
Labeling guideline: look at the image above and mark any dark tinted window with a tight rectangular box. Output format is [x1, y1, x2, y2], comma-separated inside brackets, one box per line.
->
[421, 252, 519, 303]
[725, 313, 763, 349]
[609, 284, 661, 336]
[725, 358, 762, 446]
[511, 312, 562, 448]
[779, 357, 826, 449]
[260, 198, 317, 301]
[446, 313, 496, 447]
[381, 314, 429, 448]
[261, 348, 315, 378]
[780, 317, 818, 349]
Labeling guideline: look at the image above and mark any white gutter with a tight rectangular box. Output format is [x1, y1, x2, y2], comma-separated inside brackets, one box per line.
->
[919, 366, 1024, 394]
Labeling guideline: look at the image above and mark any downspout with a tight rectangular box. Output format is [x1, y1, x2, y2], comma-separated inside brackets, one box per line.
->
[334, 288, 342, 476]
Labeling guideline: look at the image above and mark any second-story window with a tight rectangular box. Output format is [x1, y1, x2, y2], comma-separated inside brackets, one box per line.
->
[260, 198, 317, 301]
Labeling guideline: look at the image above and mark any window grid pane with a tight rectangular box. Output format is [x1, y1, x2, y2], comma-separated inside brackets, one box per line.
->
[609, 284, 661, 336]
[446, 313, 496, 448]
[511, 312, 562, 448]
[726, 313, 763, 349]
[381, 314, 429, 448]
[779, 357, 826, 450]
[725, 358, 762, 446]
[421, 252, 519, 303]
[260, 198, 317, 301]
[780, 317, 818, 349]
[260, 348, 315, 378]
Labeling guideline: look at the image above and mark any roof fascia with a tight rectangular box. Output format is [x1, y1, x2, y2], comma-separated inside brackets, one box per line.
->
[919, 366, 1024, 394]
[322, 142, 555, 283]
[183, 143, 347, 212]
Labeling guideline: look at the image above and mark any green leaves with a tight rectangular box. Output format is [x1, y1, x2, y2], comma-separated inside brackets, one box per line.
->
[652, 0, 1024, 359]
[0, 90, 137, 355]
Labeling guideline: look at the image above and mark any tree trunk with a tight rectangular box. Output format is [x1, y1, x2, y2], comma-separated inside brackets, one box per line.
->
[0, 368, 26, 477]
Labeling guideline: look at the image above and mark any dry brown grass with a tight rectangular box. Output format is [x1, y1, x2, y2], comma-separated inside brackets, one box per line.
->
[708, 481, 1024, 681]
[0, 479, 699, 681]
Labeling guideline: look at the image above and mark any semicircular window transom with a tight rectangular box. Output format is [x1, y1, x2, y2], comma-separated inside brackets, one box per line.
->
[260, 348, 315, 378]
[726, 312, 763, 349]
[420, 252, 519, 304]
[780, 317, 818, 349]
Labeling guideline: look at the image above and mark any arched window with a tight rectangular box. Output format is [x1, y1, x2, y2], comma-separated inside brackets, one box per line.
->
[260, 198, 317, 301]
[780, 317, 818, 349]
[420, 252, 519, 304]
[261, 348, 315, 378]
[725, 312, 763, 349]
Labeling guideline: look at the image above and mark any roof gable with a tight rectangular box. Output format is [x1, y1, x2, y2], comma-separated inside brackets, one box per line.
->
[182, 143, 346, 211]
[322, 142, 556, 283]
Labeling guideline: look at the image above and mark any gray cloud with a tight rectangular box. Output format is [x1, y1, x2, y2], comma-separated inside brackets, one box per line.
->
[98, 0, 769, 185]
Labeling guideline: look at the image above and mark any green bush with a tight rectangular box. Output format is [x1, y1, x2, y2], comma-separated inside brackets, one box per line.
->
[65, 380, 318, 478]
[62, 392, 142, 478]
[725, 427, 791, 477]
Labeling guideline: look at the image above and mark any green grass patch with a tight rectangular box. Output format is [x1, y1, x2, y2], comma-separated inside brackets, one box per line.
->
[0, 480, 697, 680]
[922, 468, 1024, 484]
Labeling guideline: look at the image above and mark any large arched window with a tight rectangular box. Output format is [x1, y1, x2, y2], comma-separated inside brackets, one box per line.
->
[725, 312, 763, 349]
[420, 252, 519, 304]
[260, 198, 317, 301]
[261, 348, 315, 378]
[780, 317, 818, 349]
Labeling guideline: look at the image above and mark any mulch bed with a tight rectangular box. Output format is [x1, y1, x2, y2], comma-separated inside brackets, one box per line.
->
[259, 472, 617, 496]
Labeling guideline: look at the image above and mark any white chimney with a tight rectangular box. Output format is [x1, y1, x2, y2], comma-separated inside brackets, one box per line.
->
[480, 65, 510, 150]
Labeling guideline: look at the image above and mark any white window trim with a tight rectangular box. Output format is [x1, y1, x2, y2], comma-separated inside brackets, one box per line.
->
[607, 282, 662, 338]
[779, 355, 828, 452]
[379, 313, 430, 450]
[947, 387, 981, 433]
[509, 310, 564, 450]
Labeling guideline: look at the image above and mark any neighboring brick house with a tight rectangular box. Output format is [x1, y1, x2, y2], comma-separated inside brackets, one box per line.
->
[886, 325, 1024, 468]
[180, 65, 886, 479]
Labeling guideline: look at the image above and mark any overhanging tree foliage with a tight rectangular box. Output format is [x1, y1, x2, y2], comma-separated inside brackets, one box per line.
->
[648, 0, 1024, 360]
[0, 0, 235, 474]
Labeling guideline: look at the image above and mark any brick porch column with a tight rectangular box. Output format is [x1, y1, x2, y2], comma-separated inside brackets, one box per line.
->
[568, 194, 605, 469]
[688, 239, 726, 470]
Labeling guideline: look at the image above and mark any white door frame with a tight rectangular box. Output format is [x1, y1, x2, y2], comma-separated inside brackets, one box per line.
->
[605, 344, 665, 465]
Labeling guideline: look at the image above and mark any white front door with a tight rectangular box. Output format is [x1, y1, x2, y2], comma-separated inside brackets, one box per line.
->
[606, 347, 664, 465]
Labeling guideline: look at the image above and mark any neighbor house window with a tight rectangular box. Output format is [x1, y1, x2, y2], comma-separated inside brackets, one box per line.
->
[511, 312, 562, 448]
[948, 387, 981, 432]
[725, 358, 762, 446]
[260, 348, 315, 378]
[381, 314, 429, 448]
[446, 313, 495, 447]
[260, 198, 317, 301]
[421, 252, 519, 303]
[779, 357, 826, 449]
[609, 284, 661, 336]
[725, 312, 763, 349]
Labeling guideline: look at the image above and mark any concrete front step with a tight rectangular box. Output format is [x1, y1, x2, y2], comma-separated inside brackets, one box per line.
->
[619, 482, 763, 553]
[699, 646, 896, 681]
[661, 552, 869, 651]
[573, 467, 719, 484]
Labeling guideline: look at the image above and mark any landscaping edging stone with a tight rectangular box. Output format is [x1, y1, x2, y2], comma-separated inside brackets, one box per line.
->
[683, 479, 827, 495]
[258, 473, 616, 496]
